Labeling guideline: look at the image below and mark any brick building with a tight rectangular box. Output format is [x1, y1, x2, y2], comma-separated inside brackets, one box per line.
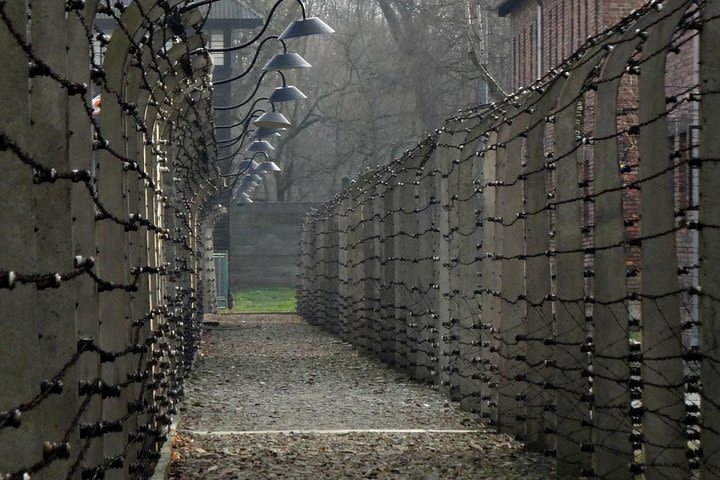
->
[497, 0, 646, 88]
[495, 0, 700, 344]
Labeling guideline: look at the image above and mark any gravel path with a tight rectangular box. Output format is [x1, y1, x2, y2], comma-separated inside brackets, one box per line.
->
[169, 313, 555, 479]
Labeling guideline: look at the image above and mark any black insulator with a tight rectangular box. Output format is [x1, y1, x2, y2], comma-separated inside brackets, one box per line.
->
[77, 336, 96, 353]
[40, 380, 63, 395]
[1, 409, 22, 429]
[43, 441, 71, 460]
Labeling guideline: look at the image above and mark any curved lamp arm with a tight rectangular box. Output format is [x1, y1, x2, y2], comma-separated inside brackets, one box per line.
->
[215, 101, 268, 131]
[217, 132, 266, 162]
[210, 36, 287, 85]
[215, 64, 287, 93]
[214, 93, 270, 112]
[219, 150, 268, 177]
[215, 66, 268, 89]
[213, 71, 287, 112]
[217, 126, 255, 149]
[223, 152, 272, 199]
[222, 155, 264, 193]
[215, 107, 269, 159]
[216, 110, 265, 157]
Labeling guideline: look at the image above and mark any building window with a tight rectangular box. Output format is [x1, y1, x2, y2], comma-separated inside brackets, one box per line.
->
[210, 30, 225, 66]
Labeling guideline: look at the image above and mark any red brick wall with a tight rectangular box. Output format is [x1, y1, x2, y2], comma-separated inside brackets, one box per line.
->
[507, 0, 649, 90]
[510, 0, 534, 87]
[503, 0, 698, 292]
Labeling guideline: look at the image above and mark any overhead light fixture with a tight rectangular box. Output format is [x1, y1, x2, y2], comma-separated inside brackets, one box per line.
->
[252, 130, 282, 139]
[279, 17, 335, 40]
[257, 160, 282, 173]
[263, 52, 311, 71]
[237, 159, 259, 172]
[270, 85, 307, 103]
[240, 177, 260, 189]
[247, 140, 275, 153]
[238, 192, 254, 204]
[253, 127, 287, 137]
[253, 111, 292, 129]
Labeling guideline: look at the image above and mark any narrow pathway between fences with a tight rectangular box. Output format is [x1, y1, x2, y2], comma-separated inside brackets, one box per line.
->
[169, 314, 554, 479]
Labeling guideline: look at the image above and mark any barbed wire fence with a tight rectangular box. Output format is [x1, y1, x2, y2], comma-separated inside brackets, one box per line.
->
[298, 0, 720, 478]
[0, 0, 223, 479]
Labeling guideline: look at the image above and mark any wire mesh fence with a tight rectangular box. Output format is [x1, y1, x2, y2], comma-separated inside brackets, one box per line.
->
[298, 0, 720, 478]
[0, 1, 221, 478]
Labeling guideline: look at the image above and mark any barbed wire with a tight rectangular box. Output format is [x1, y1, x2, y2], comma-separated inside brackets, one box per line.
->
[298, 0, 718, 478]
[0, 0, 221, 478]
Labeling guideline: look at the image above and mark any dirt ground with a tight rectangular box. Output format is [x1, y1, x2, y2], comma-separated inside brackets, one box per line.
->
[169, 314, 555, 479]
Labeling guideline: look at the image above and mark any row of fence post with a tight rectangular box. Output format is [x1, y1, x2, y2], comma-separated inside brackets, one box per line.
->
[0, 1, 220, 479]
[299, 0, 720, 478]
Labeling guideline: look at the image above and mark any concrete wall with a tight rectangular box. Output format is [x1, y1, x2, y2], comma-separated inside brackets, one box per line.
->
[228, 202, 318, 289]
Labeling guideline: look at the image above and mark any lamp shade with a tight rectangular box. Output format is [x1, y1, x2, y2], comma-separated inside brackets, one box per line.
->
[237, 192, 254, 204]
[253, 111, 292, 129]
[262, 53, 311, 71]
[269, 85, 307, 103]
[247, 140, 275, 153]
[237, 159, 259, 172]
[253, 127, 286, 137]
[279, 17, 335, 40]
[240, 177, 259, 189]
[252, 130, 282, 139]
[257, 160, 282, 173]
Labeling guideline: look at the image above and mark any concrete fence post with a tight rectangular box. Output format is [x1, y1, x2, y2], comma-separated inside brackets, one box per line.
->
[496, 108, 529, 438]
[0, 0, 37, 474]
[337, 192, 351, 341]
[437, 125, 467, 398]
[68, 2, 104, 474]
[298, 216, 311, 320]
[700, 0, 720, 477]
[437, 130, 453, 394]
[479, 131, 501, 427]
[552, 42, 608, 476]
[638, 3, 690, 477]
[348, 182, 364, 345]
[30, 2, 79, 478]
[523, 85, 558, 453]
[454, 119, 484, 413]
[591, 23, 640, 478]
[415, 148, 439, 384]
[363, 177, 381, 354]
[330, 210, 341, 332]
[373, 171, 393, 364]
[394, 157, 420, 372]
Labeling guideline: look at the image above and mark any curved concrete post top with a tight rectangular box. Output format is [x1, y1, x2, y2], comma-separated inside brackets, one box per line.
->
[102, 0, 188, 92]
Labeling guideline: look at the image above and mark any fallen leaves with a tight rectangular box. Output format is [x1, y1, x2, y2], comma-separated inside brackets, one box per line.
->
[169, 314, 556, 479]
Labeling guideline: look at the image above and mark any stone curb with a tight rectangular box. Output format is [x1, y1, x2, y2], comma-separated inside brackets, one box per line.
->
[151, 345, 201, 479]
[150, 418, 178, 480]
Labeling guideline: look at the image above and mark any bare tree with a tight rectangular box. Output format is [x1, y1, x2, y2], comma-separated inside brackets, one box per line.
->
[224, 0, 511, 202]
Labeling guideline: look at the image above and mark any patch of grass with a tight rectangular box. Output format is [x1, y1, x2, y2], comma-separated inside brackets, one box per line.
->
[223, 287, 297, 313]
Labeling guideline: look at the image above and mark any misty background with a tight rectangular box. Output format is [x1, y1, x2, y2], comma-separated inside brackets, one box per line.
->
[216, 0, 512, 202]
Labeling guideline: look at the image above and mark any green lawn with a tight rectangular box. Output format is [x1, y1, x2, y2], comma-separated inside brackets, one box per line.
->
[223, 287, 297, 313]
